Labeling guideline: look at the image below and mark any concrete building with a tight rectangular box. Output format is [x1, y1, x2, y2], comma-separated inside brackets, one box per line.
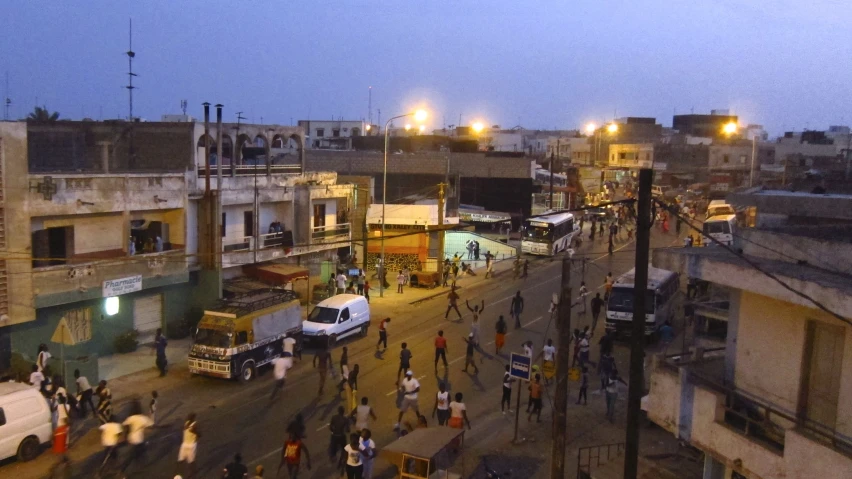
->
[647, 190, 852, 479]
[365, 203, 459, 273]
[608, 143, 655, 169]
[673, 111, 739, 139]
[708, 142, 774, 190]
[547, 137, 592, 166]
[298, 120, 365, 150]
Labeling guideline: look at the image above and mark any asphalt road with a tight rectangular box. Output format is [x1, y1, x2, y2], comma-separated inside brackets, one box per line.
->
[12, 225, 684, 479]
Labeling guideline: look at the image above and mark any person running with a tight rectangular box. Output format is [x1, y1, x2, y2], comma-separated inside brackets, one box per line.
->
[343, 432, 365, 479]
[577, 366, 589, 405]
[363, 280, 371, 303]
[501, 365, 514, 415]
[337, 347, 350, 394]
[98, 415, 123, 474]
[286, 414, 307, 441]
[432, 382, 450, 426]
[527, 374, 543, 423]
[396, 371, 421, 428]
[360, 429, 377, 479]
[313, 346, 333, 396]
[444, 287, 462, 320]
[177, 413, 200, 479]
[95, 380, 112, 425]
[396, 271, 405, 294]
[396, 343, 412, 384]
[376, 317, 390, 351]
[591, 293, 605, 332]
[74, 369, 96, 418]
[270, 355, 288, 402]
[222, 453, 248, 479]
[510, 291, 524, 329]
[448, 392, 472, 430]
[329, 406, 351, 473]
[484, 252, 494, 278]
[604, 272, 613, 300]
[351, 397, 377, 432]
[577, 282, 589, 314]
[154, 328, 168, 376]
[278, 432, 311, 479]
[494, 315, 507, 354]
[462, 334, 479, 374]
[434, 331, 448, 372]
[122, 400, 154, 474]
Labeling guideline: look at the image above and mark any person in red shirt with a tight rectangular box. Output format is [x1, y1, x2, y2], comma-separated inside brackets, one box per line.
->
[278, 432, 312, 479]
[376, 318, 390, 351]
[434, 330, 449, 372]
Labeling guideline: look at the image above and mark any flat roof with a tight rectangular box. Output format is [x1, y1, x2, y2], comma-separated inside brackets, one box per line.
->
[0, 382, 33, 396]
[316, 294, 365, 309]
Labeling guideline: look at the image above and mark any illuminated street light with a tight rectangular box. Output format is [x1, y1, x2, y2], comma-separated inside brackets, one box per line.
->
[585, 123, 596, 135]
[722, 121, 738, 135]
[472, 122, 484, 133]
[405, 124, 412, 131]
[414, 109, 428, 122]
[365, 124, 372, 132]
[419, 125, 426, 133]
[607, 123, 618, 133]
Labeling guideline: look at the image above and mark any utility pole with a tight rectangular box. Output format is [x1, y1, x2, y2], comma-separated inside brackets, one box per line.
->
[623, 168, 653, 479]
[549, 147, 555, 210]
[551, 256, 572, 478]
[437, 182, 446, 266]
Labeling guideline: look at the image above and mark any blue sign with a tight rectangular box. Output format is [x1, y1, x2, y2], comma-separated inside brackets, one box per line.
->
[509, 353, 532, 381]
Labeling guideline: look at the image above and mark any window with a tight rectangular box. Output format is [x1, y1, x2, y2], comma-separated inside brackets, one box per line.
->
[221, 213, 226, 237]
[313, 204, 326, 228]
[316, 128, 325, 138]
[339, 308, 350, 322]
[332, 129, 341, 137]
[739, 155, 747, 164]
[64, 307, 92, 343]
[244, 211, 253, 238]
[723, 154, 730, 164]
[235, 331, 248, 346]
[0, 408, 5, 426]
[619, 152, 626, 160]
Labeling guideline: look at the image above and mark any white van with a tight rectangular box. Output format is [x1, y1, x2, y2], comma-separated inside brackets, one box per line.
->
[0, 382, 52, 462]
[651, 185, 671, 198]
[302, 294, 371, 347]
[703, 214, 737, 246]
[706, 200, 735, 219]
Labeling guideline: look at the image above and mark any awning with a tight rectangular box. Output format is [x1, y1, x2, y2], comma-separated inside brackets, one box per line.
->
[243, 264, 309, 287]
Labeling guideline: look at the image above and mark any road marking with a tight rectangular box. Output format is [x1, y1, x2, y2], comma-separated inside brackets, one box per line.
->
[316, 423, 329, 432]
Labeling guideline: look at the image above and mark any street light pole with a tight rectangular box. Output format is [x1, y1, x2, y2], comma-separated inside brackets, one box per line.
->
[749, 134, 757, 187]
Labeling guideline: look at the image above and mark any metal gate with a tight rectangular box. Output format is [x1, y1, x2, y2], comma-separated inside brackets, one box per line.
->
[577, 442, 624, 478]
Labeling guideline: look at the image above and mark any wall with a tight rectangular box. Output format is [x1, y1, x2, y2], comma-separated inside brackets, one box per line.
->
[304, 151, 531, 179]
[608, 143, 654, 169]
[740, 229, 852, 274]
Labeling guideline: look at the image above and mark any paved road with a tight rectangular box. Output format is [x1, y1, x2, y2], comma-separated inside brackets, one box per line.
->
[8, 225, 686, 479]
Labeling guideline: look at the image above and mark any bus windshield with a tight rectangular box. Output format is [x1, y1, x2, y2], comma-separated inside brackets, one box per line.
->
[194, 328, 232, 348]
[704, 221, 731, 235]
[607, 288, 655, 315]
[524, 224, 552, 241]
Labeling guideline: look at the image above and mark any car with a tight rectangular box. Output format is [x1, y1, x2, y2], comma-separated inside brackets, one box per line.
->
[302, 294, 371, 347]
[0, 382, 53, 462]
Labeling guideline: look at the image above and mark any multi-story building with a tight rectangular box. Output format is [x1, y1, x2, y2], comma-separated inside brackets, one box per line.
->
[647, 190, 852, 479]
[708, 142, 774, 189]
[609, 143, 655, 170]
[0, 118, 352, 376]
[673, 111, 739, 139]
[298, 120, 366, 149]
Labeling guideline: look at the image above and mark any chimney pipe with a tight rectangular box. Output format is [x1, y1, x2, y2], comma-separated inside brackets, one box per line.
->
[203, 102, 211, 194]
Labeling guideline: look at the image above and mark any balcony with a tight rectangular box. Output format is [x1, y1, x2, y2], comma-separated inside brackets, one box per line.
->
[32, 250, 189, 308]
[221, 227, 347, 268]
[646, 350, 852, 478]
[311, 223, 350, 246]
[196, 163, 301, 177]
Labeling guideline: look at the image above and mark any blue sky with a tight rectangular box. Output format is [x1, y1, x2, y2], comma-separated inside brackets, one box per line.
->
[2, 1, 850, 135]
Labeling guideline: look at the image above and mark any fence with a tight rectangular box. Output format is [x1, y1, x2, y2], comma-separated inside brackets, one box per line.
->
[577, 442, 624, 478]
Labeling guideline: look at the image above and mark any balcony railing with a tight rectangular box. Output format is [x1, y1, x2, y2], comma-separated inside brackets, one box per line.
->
[311, 223, 351, 244]
[197, 164, 301, 177]
[223, 236, 252, 252]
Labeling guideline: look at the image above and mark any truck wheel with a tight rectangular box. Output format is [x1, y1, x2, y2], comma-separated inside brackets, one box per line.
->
[327, 334, 338, 348]
[360, 325, 369, 337]
[17, 435, 40, 461]
[239, 361, 256, 382]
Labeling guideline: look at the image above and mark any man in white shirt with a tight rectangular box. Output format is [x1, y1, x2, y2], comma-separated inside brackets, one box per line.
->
[395, 371, 420, 428]
[122, 403, 154, 473]
[270, 356, 288, 401]
[177, 413, 200, 478]
[282, 335, 298, 363]
[540, 339, 556, 362]
[360, 429, 377, 479]
[75, 369, 96, 418]
[28, 365, 45, 391]
[336, 273, 347, 294]
[98, 417, 123, 472]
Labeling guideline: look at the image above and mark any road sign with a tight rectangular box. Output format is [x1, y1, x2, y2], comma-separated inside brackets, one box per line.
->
[509, 353, 532, 381]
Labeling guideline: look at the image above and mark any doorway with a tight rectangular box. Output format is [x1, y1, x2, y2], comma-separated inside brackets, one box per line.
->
[799, 320, 845, 428]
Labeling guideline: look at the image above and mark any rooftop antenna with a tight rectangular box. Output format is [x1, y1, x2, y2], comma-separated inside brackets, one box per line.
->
[126, 18, 138, 166]
[4, 72, 10, 121]
[181, 100, 188, 115]
[368, 86, 372, 128]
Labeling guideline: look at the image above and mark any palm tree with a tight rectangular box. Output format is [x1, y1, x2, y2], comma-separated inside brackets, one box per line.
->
[27, 106, 60, 122]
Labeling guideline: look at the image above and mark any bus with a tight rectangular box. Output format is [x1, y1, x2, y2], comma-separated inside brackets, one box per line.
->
[605, 266, 679, 338]
[702, 214, 737, 246]
[521, 212, 579, 256]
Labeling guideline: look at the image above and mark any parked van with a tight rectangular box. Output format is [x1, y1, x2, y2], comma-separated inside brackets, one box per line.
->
[651, 185, 670, 198]
[303, 294, 371, 347]
[703, 214, 737, 246]
[0, 382, 52, 462]
[189, 289, 302, 382]
[706, 200, 735, 219]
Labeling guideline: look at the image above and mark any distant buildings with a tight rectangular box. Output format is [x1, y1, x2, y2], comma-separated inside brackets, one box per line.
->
[298, 120, 366, 149]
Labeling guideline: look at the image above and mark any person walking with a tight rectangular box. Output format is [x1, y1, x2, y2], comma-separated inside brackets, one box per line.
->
[537, 338, 556, 385]
[313, 346, 333, 395]
[598, 331, 614, 371]
[270, 355, 288, 402]
[462, 334, 479, 374]
[591, 293, 605, 332]
[336, 272, 347, 294]
[444, 287, 462, 320]
[510, 290, 524, 329]
[396, 271, 405, 294]
[608, 234, 614, 255]
[376, 317, 389, 351]
[501, 365, 514, 415]
[605, 369, 628, 423]
[153, 328, 168, 376]
[335, 346, 349, 395]
[449, 392, 472, 430]
[278, 432, 311, 479]
[432, 382, 450, 426]
[442, 260, 451, 287]
[396, 343, 412, 384]
[396, 371, 421, 428]
[363, 280, 371, 303]
[283, 333, 299, 362]
[37, 344, 51, 373]
[604, 272, 614, 300]
[329, 406, 351, 474]
[484, 252, 494, 278]
[121, 400, 154, 475]
[527, 374, 543, 423]
[521, 259, 529, 280]
[351, 397, 377, 433]
[578, 282, 589, 314]
[74, 369, 96, 418]
[494, 315, 507, 354]
[357, 269, 365, 295]
[434, 331, 448, 373]
[578, 332, 591, 366]
[177, 413, 200, 478]
[95, 380, 112, 425]
[344, 433, 365, 479]
[347, 364, 360, 412]
[360, 429, 377, 479]
[576, 366, 589, 405]
[287, 414, 307, 441]
[598, 351, 615, 393]
[223, 454, 249, 479]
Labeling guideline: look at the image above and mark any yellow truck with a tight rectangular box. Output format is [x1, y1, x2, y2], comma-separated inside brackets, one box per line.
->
[188, 289, 302, 381]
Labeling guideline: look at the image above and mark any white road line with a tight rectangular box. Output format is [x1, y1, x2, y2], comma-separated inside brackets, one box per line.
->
[315, 423, 329, 432]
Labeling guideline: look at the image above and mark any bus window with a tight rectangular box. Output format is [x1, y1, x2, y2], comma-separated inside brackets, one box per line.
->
[235, 330, 248, 345]
[703, 221, 730, 235]
[608, 288, 655, 315]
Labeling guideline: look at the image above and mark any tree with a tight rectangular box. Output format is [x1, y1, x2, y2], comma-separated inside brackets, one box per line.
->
[27, 106, 60, 122]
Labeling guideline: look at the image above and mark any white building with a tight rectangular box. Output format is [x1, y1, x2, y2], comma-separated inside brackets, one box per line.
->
[298, 120, 366, 149]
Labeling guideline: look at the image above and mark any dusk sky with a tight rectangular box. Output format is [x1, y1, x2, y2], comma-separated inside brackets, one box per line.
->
[3, 1, 850, 135]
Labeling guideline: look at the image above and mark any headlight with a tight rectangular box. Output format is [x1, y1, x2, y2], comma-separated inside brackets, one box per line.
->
[316, 330, 327, 335]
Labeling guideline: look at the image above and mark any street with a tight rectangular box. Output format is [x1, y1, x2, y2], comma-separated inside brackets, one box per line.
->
[7, 224, 688, 479]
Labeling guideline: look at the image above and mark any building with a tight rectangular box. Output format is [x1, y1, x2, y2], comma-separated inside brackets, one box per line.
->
[647, 190, 852, 479]
[708, 141, 774, 189]
[365, 202, 459, 273]
[298, 120, 366, 149]
[674, 111, 739, 139]
[608, 143, 655, 170]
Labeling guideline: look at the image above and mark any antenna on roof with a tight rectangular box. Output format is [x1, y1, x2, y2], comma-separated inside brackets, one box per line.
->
[3, 72, 10, 121]
[181, 100, 188, 115]
[126, 18, 138, 166]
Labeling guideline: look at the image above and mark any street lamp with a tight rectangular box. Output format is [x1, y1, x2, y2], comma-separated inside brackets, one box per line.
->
[472, 122, 484, 134]
[722, 121, 737, 136]
[721, 121, 756, 187]
[381, 109, 427, 297]
[607, 123, 618, 134]
[404, 124, 412, 132]
[585, 123, 596, 135]
[419, 125, 426, 134]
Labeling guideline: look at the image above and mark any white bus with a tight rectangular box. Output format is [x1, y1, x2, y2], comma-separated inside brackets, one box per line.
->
[521, 212, 579, 256]
[702, 214, 737, 247]
[605, 266, 679, 338]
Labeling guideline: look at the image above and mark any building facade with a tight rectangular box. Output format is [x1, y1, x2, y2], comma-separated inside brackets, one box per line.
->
[298, 120, 365, 150]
